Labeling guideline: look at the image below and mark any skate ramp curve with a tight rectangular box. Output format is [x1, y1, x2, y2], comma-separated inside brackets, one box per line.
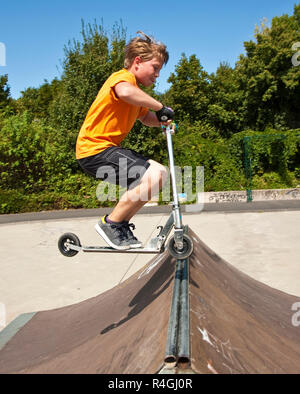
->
[188, 229, 300, 374]
[1, 228, 300, 374]
[0, 251, 175, 374]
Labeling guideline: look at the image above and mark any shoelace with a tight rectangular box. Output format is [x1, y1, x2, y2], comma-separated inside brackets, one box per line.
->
[123, 222, 138, 240]
[110, 223, 128, 241]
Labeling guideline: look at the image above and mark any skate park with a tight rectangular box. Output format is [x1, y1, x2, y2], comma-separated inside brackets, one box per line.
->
[2, 0, 300, 375]
[1, 201, 300, 374]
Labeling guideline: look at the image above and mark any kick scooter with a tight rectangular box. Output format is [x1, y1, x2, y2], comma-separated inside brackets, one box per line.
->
[58, 125, 193, 260]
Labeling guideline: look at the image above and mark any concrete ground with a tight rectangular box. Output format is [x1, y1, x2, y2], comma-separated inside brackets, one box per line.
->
[1, 203, 300, 329]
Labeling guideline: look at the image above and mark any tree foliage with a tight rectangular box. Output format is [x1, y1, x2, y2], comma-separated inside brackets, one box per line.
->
[0, 74, 11, 110]
[206, 62, 243, 137]
[165, 4, 300, 133]
[15, 79, 62, 120]
[167, 54, 210, 123]
[235, 5, 300, 130]
[49, 20, 126, 132]
[1, 7, 300, 213]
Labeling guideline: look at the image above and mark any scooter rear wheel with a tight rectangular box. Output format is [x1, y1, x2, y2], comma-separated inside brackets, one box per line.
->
[58, 233, 81, 257]
[167, 234, 193, 260]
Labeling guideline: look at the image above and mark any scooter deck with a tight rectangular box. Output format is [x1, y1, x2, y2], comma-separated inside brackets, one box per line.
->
[68, 244, 163, 254]
[65, 208, 176, 255]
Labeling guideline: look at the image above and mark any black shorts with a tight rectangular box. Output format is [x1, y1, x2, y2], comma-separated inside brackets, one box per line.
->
[77, 147, 150, 189]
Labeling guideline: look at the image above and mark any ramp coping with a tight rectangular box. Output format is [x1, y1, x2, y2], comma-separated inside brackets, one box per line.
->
[164, 226, 190, 369]
[0, 312, 36, 352]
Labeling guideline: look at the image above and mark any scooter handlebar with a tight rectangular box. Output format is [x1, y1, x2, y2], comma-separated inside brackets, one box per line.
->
[161, 123, 176, 135]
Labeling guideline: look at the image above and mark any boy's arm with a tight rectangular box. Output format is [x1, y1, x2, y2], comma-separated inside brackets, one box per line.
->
[114, 82, 163, 111]
[138, 110, 162, 127]
[114, 82, 172, 127]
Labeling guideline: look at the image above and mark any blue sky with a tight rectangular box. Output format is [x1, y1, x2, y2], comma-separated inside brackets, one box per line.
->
[0, 0, 298, 98]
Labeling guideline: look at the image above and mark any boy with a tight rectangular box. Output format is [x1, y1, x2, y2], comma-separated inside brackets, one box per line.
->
[76, 31, 174, 250]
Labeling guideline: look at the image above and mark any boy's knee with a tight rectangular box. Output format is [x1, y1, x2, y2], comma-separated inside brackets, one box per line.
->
[151, 164, 168, 189]
[143, 161, 168, 189]
[159, 166, 168, 186]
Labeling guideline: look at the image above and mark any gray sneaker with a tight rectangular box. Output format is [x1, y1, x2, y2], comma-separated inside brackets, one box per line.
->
[95, 215, 131, 250]
[123, 222, 143, 249]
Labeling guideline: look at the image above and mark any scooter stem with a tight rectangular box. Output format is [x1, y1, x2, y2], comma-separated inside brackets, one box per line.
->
[165, 125, 183, 229]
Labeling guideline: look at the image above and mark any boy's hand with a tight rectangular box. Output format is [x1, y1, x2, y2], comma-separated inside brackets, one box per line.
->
[155, 106, 174, 122]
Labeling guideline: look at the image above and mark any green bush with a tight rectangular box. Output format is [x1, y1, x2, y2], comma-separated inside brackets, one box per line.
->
[0, 111, 117, 213]
[252, 171, 300, 189]
[0, 182, 116, 214]
[172, 121, 245, 191]
[229, 128, 300, 189]
[0, 112, 69, 192]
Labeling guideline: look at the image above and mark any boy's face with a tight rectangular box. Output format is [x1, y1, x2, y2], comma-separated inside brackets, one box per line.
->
[134, 57, 163, 87]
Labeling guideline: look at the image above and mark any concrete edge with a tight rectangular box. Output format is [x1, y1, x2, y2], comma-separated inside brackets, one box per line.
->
[0, 312, 36, 351]
[1, 200, 300, 224]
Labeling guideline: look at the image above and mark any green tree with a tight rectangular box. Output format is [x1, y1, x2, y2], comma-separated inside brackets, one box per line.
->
[206, 62, 244, 137]
[16, 78, 62, 120]
[236, 4, 300, 130]
[0, 74, 10, 110]
[0, 74, 15, 127]
[44, 20, 127, 172]
[49, 20, 126, 132]
[0, 112, 64, 192]
[167, 54, 210, 123]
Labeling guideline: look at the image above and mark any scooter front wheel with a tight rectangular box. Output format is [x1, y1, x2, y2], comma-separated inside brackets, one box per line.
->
[58, 233, 81, 257]
[167, 234, 193, 260]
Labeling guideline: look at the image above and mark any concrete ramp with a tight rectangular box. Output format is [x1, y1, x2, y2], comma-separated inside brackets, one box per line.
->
[0, 251, 175, 374]
[1, 228, 300, 374]
[188, 229, 300, 374]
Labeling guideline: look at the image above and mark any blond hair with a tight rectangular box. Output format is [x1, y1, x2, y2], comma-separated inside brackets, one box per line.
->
[124, 31, 169, 69]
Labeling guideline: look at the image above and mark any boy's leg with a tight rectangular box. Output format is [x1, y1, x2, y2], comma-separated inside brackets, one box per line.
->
[79, 149, 168, 249]
[108, 160, 168, 222]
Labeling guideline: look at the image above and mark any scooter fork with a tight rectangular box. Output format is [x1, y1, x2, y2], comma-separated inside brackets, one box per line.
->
[165, 125, 184, 251]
